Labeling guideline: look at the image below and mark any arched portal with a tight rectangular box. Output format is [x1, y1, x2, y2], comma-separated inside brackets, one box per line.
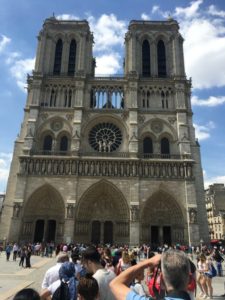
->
[141, 190, 184, 247]
[75, 180, 130, 245]
[21, 185, 65, 243]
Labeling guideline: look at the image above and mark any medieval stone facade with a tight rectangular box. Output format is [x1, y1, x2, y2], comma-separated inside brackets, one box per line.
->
[0, 17, 209, 246]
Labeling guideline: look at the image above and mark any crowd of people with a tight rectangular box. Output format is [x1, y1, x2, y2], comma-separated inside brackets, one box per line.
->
[2, 242, 225, 300]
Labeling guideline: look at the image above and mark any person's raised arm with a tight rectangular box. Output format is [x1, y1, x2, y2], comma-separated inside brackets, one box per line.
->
[110, 254, 161, 300]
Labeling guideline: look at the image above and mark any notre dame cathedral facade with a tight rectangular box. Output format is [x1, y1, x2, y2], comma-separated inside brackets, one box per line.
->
[0, 17, 209, 246]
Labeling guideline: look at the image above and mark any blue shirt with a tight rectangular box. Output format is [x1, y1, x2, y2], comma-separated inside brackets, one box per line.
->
[126, 290, 150, 300]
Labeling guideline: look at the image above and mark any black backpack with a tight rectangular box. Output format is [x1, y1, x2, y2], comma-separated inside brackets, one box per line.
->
[52, 280, 70, 300]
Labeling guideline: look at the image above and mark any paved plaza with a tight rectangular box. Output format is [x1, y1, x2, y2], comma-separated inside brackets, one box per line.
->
[0, 251, 225, 300]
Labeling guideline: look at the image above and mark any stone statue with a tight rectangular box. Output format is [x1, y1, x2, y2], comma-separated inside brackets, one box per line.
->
[13, 204, 20, 218]
[131, 206, 139, 221]
[98, 140, 102, 152]
[189, 209, 197, 224]
[67, 205, 74, 218]
[102, 139, 107, 152]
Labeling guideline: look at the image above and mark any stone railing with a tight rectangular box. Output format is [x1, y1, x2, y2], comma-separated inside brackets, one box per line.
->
[19, 157, 194, 179]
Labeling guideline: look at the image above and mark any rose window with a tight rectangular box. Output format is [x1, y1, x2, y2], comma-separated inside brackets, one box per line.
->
[89, 123, 122, 152]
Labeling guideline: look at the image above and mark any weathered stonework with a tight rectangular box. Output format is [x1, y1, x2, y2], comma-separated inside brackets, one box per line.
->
[0, 17, 209, 246]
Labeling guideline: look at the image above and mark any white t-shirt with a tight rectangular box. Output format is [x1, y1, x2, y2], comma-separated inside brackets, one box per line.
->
[47, 279, 61, 295]
[42, 263, 62, 288]
[93, 268, 116, 300]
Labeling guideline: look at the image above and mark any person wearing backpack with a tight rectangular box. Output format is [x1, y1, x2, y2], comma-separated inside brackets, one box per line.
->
[40, 261, 76, 300]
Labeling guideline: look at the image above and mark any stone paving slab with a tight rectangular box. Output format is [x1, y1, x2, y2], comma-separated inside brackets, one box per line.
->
[0, 252, 55, 300]
[1, 252, 225, 300]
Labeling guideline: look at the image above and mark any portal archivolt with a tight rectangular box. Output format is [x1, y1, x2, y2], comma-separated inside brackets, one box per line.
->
[141, 190, 184, 245]
[75, 180, 130, 244]
[22, 185, 65, 243]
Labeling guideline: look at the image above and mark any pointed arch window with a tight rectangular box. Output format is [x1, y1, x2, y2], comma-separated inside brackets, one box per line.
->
[142, 40, 151, 77]
[68, 39, 76, 75]
[53, 39, 63, 75]
[143, 137, 153, 155]
[157, 40, 166, 77]
[43, 135, 52, 153]
[60, 136, 68, 152]
[161, 137, 170, 156]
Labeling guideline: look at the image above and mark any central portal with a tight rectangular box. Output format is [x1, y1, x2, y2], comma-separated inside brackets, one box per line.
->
[91, 220, 113, 245]
[151, 225, 172, 246]
[76, 180, 130, 244]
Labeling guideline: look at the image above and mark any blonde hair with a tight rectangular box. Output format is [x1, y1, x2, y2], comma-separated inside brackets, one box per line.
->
[122, 251, 130, 264]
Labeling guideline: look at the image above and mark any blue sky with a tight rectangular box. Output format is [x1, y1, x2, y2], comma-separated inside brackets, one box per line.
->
[0, 0, 225, 192]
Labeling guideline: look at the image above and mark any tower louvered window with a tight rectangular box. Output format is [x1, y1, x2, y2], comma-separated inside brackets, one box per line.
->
[53, 39, 63, 75]
[68, 39, 76, 75]
[157, 40, 166, 77]
[142, 40, 151, 77]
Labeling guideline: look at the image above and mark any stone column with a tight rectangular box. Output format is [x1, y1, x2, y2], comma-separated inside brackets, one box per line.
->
[129, 205, 140, 246]
[61, 39, 70, 74]
[64, 203, 75, 243]
[151, 41, 157, 76]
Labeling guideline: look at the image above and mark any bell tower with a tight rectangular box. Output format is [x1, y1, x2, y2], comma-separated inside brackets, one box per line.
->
[124, 19, 185, 77]
[34, 16, 94, 76]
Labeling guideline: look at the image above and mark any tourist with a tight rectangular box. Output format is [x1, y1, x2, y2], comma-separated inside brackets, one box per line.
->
[212, 247, 224, 277]
[71, 251, 82, 280]
[110, 249, 192, 300]
[40, 261, 76, 299]
[116, 250, 131, 275]
[77, 273, 99, 300]
[13, 242, 19, 261]
[5, 243, 12, 261]
[101, 247, 115, 273]
[197, 253, 209, 299]
[82, 245, 116, 300]
[41, 252, 69, 289]
[19, 246, 26, 268]
[25, 245, 32, 268]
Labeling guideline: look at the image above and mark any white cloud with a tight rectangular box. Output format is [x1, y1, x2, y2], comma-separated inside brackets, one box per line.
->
[152, 5, 160, 14]
[5, 51, 21, 64]
[0, 153, 12, 193]
[204, 175, 225, 189]
[95, 53, 121, 74]
[0, 35, 11, 53]
[191, 95, 225, 107]
[194, 121, 215, 141]
[174, 0, 203, 19]
[183, 19, 225, 89]
[9, 58, 35, 91]
[141, 13, 150, 21]
[208, 5, 225, 18]
[88, 14, 127, 51]
[56, 14, 79, 20]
